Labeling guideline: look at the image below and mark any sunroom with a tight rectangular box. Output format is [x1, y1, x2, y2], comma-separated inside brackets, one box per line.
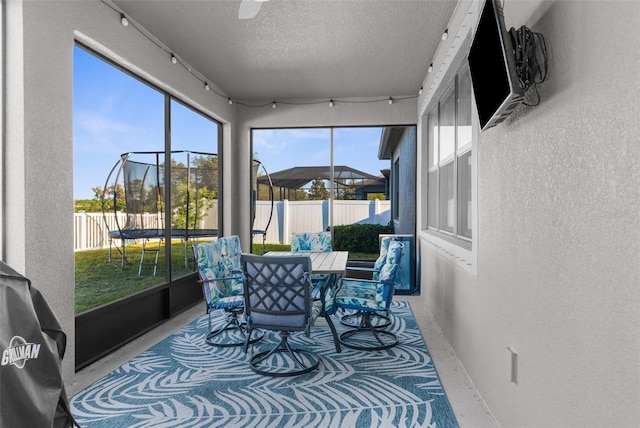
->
[2, 1, 638, 427]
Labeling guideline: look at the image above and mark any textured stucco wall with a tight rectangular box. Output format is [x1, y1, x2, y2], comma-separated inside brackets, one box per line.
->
[419, 1, 640, 426]
[9, 0, 233, 381]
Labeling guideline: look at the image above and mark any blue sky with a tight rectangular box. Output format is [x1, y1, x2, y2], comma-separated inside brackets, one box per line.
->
[252, 127, 388, 177]
[73, 46, 388, 200]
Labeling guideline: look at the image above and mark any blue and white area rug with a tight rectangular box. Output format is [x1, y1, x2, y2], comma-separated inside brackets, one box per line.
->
[71, 301, 458, 427]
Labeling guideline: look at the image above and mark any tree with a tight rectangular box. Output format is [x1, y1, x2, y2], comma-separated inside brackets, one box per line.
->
[78, 154, 219, 228]
[82, 184, 126, 213]
[171, 181, 216, 229]
[74, 199, 102, 213]
[308, 179, 329, 200]
[170, 155, 218, 229]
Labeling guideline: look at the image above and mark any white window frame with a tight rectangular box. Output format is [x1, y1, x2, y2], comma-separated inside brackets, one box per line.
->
[418, 5, 479, 275]
[428, 62, 473, 243]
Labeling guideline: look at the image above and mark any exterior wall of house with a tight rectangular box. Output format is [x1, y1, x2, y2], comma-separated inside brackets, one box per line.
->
[392, 126, 416, 236]
[417, 1, 640, 426]
[7, 1, 235, 380]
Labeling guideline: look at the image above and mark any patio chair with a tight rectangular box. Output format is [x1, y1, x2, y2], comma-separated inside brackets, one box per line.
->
[290, 231, 332, 252]
[240, 254, 322, 376]
[334, 240, 404, 350]
[340, 236, 399, 329]
[290, 231, 332, 299]
[192, 235, 263, 347]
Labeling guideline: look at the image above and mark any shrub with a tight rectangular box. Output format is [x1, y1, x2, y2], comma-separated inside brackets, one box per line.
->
[332, 222, 394, 253]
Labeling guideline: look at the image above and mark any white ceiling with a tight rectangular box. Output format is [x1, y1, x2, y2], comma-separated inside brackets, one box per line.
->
[113, 0, 458, 102]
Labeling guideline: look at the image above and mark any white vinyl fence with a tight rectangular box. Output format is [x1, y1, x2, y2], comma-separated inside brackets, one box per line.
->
[74, 199, 390, 251]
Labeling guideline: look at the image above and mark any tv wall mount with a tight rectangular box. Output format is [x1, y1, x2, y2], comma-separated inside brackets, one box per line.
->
[509, 25, 548, 106]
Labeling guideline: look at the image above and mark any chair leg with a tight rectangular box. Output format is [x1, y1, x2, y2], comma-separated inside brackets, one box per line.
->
[249, 331, 320, 377]
[324, 315, 342, 353]
[339, 311, 398, 351]
[340, 309, 391, 329]
[206, 308, 264, 347]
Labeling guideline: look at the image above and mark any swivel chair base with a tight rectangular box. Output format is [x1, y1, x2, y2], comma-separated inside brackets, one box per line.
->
[340, 310, 391, 329]
[249, 331, 320, 377]
[206, 307, 264, 347]
[339, 312, 397, 351]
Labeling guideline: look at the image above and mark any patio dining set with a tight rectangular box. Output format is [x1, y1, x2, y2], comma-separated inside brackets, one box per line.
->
[192, 232, 404, 377]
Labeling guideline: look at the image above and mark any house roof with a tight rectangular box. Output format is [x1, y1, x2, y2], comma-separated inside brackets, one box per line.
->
[258, 166, 379, 189]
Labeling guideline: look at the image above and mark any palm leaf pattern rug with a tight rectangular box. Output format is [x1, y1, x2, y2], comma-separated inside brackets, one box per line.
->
[71, 301, 458, 427]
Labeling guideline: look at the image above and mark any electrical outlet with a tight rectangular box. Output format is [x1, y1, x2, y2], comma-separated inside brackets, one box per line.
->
[508, 347, 518, 384]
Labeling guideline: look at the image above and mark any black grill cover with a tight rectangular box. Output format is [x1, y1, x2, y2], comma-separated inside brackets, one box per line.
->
[0, 261, 75, 427]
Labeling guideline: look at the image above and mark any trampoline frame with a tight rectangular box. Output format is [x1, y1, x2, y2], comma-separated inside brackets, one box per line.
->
[102, 151, 273, 275]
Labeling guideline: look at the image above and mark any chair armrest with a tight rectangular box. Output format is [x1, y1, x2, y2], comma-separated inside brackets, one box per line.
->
[199, 274, 243, 284]
[346, 266, 377, 273]
[311, 273, 341, 316]
[337, 277, 380, 287]
[198, 274, 244, 304]
[336, 277, 389, 307]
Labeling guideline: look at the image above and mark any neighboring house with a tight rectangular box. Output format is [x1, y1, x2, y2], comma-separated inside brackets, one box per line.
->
[352, 176, 387, 201]
[378, 126, 416, 236]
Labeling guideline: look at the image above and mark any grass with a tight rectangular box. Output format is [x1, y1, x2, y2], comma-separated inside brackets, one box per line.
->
[75, 241, 376, 314]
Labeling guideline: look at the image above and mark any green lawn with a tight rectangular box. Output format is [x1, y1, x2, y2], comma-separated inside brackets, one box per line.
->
[75, 241, 375, 314]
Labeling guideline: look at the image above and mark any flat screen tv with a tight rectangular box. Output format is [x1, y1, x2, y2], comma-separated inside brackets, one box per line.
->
[468, 0, 524, 131]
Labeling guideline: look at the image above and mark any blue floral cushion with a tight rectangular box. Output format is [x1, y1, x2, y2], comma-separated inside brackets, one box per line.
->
[322, 281, 338, 315]
[291, 231, 333, 302]
[193, 235, 244, 310]
[335, 240, 402, 311]
[290, 232, 332, 252]
[310, 299, 323, 321]
[378, 241, 402, 282]
[372, 237, 393, 280]
[334, 279, 385, 310]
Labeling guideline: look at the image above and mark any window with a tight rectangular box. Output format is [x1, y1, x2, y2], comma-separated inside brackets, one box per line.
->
[425, 61, 473, 246]
[251, 127, 394, 243]
[73, 44, 220, 312]
[393, 157, 400, 219]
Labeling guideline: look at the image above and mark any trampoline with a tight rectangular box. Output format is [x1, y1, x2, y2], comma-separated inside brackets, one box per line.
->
[102, 151, 273, 276]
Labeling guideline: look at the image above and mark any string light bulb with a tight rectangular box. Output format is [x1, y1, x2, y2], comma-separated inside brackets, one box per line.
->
[204, 82, 210, 91]
[428, 63, 433, 73]
[120, 14, 129, 27]
[171, 55, 178, 64]
[228, 98, 233, 105]
[329, 99, 334, 107]
[442, 29, 448, 41]
[419, 87, 423, 95]
[388, 97, 393, 105]
[272, 101, 277, 109]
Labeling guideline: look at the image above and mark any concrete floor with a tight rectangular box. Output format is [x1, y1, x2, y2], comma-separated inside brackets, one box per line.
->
[68, 296, 499, 427]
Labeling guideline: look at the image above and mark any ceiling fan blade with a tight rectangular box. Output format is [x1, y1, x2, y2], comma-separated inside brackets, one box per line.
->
[238, 0, 263, 20]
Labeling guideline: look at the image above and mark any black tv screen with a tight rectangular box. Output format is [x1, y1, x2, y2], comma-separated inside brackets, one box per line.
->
[468, 0, 523, 131]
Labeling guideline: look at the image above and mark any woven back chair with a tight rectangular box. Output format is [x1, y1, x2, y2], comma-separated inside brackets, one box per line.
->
[241, 254, 322, 377]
